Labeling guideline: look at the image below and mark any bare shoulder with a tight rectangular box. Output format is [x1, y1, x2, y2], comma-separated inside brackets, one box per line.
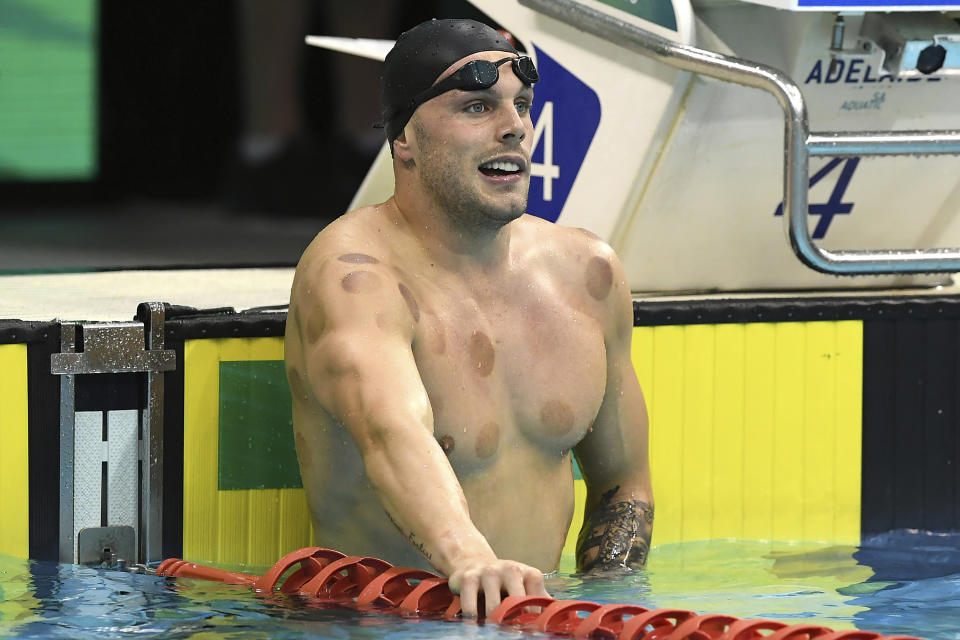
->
[515, 215, 631, 334]
[515, 213, 614, 256]
[516, 215, 623, 288]
[296, 206, 386, 275]
[290, 204, 416, 335]
[294, 205, 395, 294]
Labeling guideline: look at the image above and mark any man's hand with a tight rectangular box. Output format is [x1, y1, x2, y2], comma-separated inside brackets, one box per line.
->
[447, 556, 550, 618]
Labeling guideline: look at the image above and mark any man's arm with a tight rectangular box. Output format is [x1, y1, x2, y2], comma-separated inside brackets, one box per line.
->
[294, 253, 546, 615]
[573, 247, 653, 572]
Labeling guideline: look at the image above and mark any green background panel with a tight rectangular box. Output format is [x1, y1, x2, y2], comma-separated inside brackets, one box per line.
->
[0, 0, 97, 180]
[218, 360, 301, 490]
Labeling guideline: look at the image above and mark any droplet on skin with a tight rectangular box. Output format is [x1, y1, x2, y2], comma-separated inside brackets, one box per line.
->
[585, 256, 613, 300]
[342, 270, 382, 294]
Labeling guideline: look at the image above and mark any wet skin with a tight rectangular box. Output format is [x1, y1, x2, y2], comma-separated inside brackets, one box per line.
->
[285, 50, 652, 617]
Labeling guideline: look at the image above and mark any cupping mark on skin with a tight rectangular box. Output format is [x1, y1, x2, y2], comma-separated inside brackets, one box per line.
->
[469, 331, 495, 376]
[585, 256, 613, 301]
[287, 367, 309, 403]
[341, 270, 382, 294]
[474, 422, 500, 458]
[540, 399, 575, 436]
[338, 253, 380, 264]
[577, 485, 654, 572]
[305, 308, 324, 344]
[398, 283, 421, 322]
[294, 431, 314, 471]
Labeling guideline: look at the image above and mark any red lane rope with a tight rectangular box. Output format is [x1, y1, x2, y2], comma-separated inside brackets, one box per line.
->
[156, 547, 924, 640]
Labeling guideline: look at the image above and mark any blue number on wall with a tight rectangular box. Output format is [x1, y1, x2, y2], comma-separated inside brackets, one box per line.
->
[527, 45, 601, 223]
[774, 157, 860, 239]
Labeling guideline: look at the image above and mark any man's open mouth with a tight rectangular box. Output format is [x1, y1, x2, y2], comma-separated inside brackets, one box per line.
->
[478, 159, 523, 177]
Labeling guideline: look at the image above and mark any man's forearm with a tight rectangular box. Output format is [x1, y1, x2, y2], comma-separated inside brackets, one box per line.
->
[576, 485, 654, 572]
[362, 443, 496, 575]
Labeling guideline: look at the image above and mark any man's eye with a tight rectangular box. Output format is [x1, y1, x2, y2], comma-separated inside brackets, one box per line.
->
[515, 101, 529, 115]
[466, 103, 486, 113]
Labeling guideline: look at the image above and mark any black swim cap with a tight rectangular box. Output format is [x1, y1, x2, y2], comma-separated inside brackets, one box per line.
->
[381, 18, 518, 146]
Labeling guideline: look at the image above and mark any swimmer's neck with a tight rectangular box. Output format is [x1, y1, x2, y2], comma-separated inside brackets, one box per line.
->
[388, 194, 515, 276]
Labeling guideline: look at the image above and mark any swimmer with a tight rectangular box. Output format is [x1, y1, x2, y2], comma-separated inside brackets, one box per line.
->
[285, 18, 653, 618]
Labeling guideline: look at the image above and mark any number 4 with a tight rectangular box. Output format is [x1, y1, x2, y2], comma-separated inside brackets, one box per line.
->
[774, 157, 860, 239]
[531, 101, 560, 201]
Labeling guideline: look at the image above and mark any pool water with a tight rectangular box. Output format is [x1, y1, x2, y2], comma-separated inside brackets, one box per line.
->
[1, 533, 959, 639]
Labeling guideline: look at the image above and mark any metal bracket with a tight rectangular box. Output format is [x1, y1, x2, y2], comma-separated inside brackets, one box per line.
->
[51, 322, 175, 375]
[54, 304, 173, 565]
[140, 302, 166, 565]
[78, 525, 136, 568]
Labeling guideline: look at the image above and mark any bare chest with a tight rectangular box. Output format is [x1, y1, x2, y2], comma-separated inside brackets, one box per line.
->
[411, 291, 607, 474]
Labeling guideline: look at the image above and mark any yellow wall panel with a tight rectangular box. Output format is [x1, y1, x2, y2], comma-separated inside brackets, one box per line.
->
[711, 324, 745, 539]
[218, 490, 249, 563]
[743, 324, 776, 540]
[637, 321, 862, 547]
[247, 489, 280, 568]
[183, 337, 314, 567]
[562, 478, 587, 559]
[647, 325, 685, 545]
[802, 321, 836, 542]
[0, 344, 29, 558]
[279, 489, 315, 558]
[834, 321, 863, 538]
[183, 339, 221, 562]
[772, 323, 805, 542]
[681, 325, 715, 542]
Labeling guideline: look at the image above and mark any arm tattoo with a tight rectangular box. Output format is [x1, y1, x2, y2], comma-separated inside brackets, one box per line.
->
[576, 485, 654, 572]
[385, 509, 433, 561]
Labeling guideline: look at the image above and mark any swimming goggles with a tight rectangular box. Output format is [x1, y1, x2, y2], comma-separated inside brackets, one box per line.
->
[408, 55, 539, 111]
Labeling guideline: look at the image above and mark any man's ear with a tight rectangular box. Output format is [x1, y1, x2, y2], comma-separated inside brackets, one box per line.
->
[393, 129, 414, 165]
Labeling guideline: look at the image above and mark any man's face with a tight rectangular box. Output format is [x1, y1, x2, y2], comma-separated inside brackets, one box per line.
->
[405, 51, 535, 230]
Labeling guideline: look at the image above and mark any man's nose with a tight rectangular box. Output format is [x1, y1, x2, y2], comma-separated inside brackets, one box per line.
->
[497, 105, 526, 143]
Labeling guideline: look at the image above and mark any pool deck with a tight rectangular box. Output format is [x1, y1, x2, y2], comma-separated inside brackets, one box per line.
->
[0, 202, 314, 322]
[3, 202, 960, 323]
[0, 268, 296, 322]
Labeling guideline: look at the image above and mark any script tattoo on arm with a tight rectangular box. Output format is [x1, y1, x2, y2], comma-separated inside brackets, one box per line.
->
[385, 509, 433, 562]
[576, 485, 654, 572]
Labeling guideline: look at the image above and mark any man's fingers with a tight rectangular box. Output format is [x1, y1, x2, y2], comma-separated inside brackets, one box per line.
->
[524, 569, 550, 597]
[458, 574, 480, 618]
[450, 561, 547, 619]
[502, 566, 526, 598]
[480, 572, 503, 618]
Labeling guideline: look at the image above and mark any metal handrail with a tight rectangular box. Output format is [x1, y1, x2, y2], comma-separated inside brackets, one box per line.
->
[519, 0, 960, 275]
